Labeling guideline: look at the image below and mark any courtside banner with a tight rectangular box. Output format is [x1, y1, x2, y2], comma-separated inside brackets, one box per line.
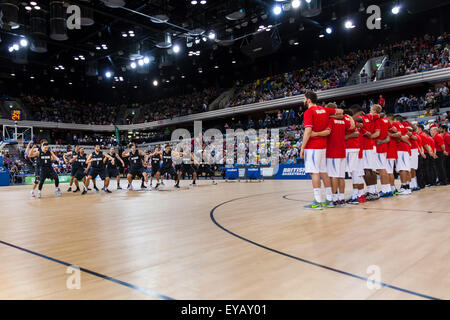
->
[273, 164, 311, 180]
[25, 175, 71, 185]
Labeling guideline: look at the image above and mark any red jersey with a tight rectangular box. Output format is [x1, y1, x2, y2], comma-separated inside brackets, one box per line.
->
[344, 115, 359, 149]
[304, 106, 337, 149]
[357, 114, 379, 150]
[326, 117, 352, 158]
[410, 132, 420, 150]
[375, 117, 390, 153]
[391, 121, 411, 153]
[444, 132, 450, 152]
[413, 132, 422, 152]
[429, 136, 436, 153]
[433, 133, 445, 152]
[419, 132, 431, 153]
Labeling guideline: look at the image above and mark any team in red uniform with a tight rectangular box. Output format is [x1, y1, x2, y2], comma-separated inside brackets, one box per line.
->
[299, 92, 448, 210]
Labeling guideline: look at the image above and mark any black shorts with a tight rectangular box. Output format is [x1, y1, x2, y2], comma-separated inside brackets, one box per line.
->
[40, 167, 58, 181]
[70, 165, 79, 177]
[159, 165, 177, 177]
[107, 166, 120, 178]
[179, 163, 195, 175]
[128, 167, 145, 178]
[151, 163, 161, 177]
[89, 167, 106, 180]
[74, 168, 86, 180]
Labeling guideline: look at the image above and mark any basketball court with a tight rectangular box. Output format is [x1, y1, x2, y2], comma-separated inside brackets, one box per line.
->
[1, 180, 448, 300]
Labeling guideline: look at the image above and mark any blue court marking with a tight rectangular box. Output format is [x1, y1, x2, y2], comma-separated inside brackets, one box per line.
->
[210, 193, 441, 300]
[0, 240, 175, 300]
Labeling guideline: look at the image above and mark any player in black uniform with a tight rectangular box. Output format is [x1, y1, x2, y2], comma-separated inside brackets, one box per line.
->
[176, 147, 198, 187]
[149, 147, 163, 187]
[121, 143, 151, 191]
[196, 150, 218, 185]
[25, 141, 41, 197]
[106, 147, 125, 190]
[70, 147, 88, 193]
[155, 145, 179, 189]
[28, 141, 62, 198]
[64, 145, 80, 192]
[83, 144, 114, 194]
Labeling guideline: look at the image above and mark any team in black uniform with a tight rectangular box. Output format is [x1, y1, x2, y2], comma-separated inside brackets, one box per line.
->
[25, 141, 42, 197]
[69, 147, 88, 192]
[149, 147, 163, 186]
[28, 140, 62, 198]
[155, 145, 179, 189]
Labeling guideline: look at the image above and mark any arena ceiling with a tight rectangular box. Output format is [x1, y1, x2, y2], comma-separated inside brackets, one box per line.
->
[0, 0, 449, 100]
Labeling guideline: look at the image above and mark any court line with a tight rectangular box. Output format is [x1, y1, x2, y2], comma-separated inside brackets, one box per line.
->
[210, 192, 441, 300]
[0, 240, 175, 300]
[282, 194, 450, 214]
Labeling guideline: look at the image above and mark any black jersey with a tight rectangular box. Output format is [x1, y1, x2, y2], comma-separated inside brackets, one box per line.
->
[39, 150, 53, 169]
[72, 151, 80, 168]
[107, 153, 119, 168]
[90, 151, 105, 168]
[129, 150, 143, 169]
[76, 153, 87, 168]
[151, 153, 161, 166]
[162, 150, 172, 167]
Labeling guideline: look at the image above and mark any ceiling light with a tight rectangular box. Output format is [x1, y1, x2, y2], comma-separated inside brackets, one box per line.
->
[326, 27, 333, 34]
[331, 12, 337, 20]
[173, 44, 180, 53]
[13, 44, 19, 51]
[138, 59, 144, 66]
[305, 0, 311, 3]
[191, 0, 198, 4]
[319, 34, 324, 38]
[345, 20, 355, 29]
[392, 5, 400, 14]
[74, 57, 79, 60]
[208, 31, 216, 40]
[69, 82, 72, 85]
[130, 62, 137, 69]
[214, 65, 219, 69]
[50, 79, 54, 82]
[181, 75, 185, 78]
[34, 5, 40, 10]
[122, 33, 127, 37]
[30, 1, 37, 5]
[200, 0, 206, 4]
[25, 6, 32, 11]
[8, 46, 14, 53]
[273, 5, 282, 15]
[292, 0, 300, 9]
[232, 60, 236, 64]
[30, 76, 34, 79]
[105, 71, 112, 78]
[11, 73, 15, 76]
[96, 46, 101, 50]
[153, 80, 158, 86]
[143, 57, 150, 64]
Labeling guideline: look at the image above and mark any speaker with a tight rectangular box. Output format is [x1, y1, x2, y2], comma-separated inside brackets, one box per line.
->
[240, 30, 281, 59]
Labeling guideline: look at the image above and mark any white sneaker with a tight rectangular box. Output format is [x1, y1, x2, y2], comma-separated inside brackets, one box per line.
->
[397, 188, 410, 195]
[147, 185, 152, 191]
[55, 189, 62, 196]
[37, 191, 41, 198]
[30, 190, 35, 197]
[212, 181, 217, 185]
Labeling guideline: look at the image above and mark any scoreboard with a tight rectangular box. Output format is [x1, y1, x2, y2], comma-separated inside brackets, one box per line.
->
[11, 110, 21, 121]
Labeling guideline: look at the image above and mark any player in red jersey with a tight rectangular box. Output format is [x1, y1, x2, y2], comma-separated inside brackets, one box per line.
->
[371, 105, 392, 197]
[345, 108, 364, 204]
[350, 105, 380, 200]
[325, 103, 355, 206]
[392, 115, 412, 195]
[406, 122, 421, 191]
[431, 126, 447, 185]
[386, 114, 401, 194]
[300, 91, 342, 210]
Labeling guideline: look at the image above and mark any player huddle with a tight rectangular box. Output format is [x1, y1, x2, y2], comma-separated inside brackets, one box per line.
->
[300, 91, 449, 210]
[25, 142, 218, 198]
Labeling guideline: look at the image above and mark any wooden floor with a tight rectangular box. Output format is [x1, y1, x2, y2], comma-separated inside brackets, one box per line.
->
[0, 179, 449, 300]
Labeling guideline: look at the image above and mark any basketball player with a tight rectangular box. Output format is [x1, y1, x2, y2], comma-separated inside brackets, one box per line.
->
[324, 103, 354, 206]
[344, 110, 364, 204]
[408, 123, 421, 191]
[63, 145, 80, 192]
[176, 147, 198, 187]
[83, 144, 114, 194]
[371, 105, 392, 197]
[299, 91, 343, 210]
[155, 145, 179, 189]
[121, 143, 151, 191]
[196, 150, 218, 185]
[386, 114, 401, 195]
[25, 141, 41, 197]
[148, 147, 163, 187]
[70, 147, 88, 193]
[392, 115, 412, 195]
[350, 105, 380, 200]
[431, 126, 448, 185]
[106, 147, 125, 190]
[28, 141, 62, 198]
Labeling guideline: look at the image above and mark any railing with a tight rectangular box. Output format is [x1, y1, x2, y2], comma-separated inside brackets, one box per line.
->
[1, 68, 449, 132]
